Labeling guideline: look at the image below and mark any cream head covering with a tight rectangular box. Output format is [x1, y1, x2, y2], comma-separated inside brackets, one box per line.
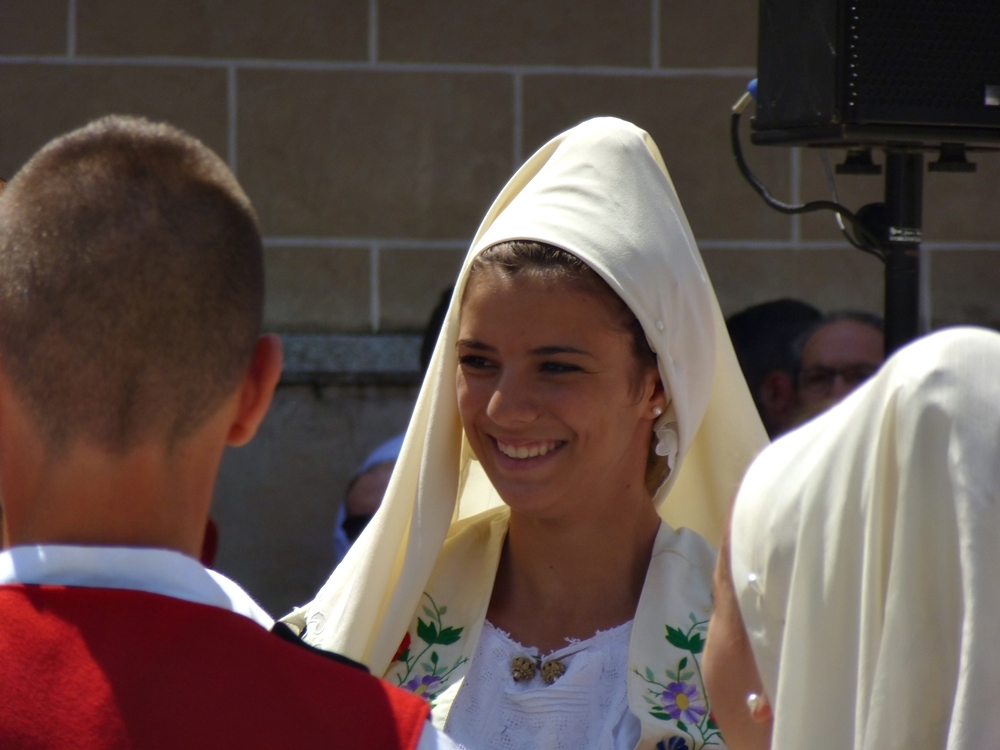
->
[288, 117, 766, 686]
[732, 327, 1000, 750]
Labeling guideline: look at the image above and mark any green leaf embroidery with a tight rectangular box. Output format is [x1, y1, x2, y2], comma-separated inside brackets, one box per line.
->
[666, 625, 690, 651]
[678, 657, 688, 670]
[416, 617, 438, 645]
[423, 605, 436, 619]
[687, 632, 705, 655]
[645, 667, 655, 681]
[650, 711, 672, 721]
[680, 671, 694, 681]
[421, 662, 434, 671]
[430, 651, 439, 664]
[438, 606, 448, 616]
[397, 649, 410, 663]
[676, 721, 688, 733]
[436, 626, 464, 646]
[666, 669, 678, 680]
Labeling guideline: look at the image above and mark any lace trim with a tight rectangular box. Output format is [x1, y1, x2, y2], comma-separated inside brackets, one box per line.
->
[484, 618, 633, 660]
[445, 616, 640, 750]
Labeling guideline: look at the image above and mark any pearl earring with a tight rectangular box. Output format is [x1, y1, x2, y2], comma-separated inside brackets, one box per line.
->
[652, 406, 663, 417]
[746, 693, 765, 714]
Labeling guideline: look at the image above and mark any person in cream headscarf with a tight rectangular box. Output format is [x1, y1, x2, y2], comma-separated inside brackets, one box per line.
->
[286, 117, 767, 749]
[703, 327, 1000, 750]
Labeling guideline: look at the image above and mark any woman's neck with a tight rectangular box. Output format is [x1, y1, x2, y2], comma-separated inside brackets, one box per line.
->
[487, 492, 662, 654]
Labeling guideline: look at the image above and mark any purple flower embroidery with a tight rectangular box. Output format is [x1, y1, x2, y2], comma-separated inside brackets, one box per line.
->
[661, 681, 706, 725]
[404, 673, 442, 697]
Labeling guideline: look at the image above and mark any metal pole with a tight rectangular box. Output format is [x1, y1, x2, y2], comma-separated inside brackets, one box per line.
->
[882, 149, 923, 354]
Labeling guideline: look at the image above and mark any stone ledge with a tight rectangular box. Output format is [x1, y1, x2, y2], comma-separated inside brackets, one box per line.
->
[278, 333, 422, 385]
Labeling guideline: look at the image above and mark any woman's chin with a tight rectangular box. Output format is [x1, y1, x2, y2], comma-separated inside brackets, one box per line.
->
[487, 474, 567, 517]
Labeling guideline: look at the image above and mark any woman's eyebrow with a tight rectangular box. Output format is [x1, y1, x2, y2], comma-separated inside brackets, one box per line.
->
[530, 345, 594, 357]
[456, 339, 495, 351]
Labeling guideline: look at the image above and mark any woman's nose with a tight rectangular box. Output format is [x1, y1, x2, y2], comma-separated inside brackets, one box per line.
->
[486, 373, 539, 426]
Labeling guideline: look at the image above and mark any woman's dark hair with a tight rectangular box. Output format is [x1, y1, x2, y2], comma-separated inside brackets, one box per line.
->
[466, 240, 669, 493]
[468, 241, 657, 378]
[420, 285, 453, 373]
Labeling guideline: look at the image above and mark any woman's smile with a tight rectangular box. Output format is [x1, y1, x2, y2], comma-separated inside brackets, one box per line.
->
[494, 437, 563, 460]
[490, 437, 567, 472]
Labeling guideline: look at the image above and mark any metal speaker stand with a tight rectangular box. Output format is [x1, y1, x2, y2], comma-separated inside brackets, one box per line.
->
[881, 149, 923, 354]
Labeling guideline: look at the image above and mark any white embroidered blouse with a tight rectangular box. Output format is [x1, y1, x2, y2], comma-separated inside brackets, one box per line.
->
[445, 620, 641, 750]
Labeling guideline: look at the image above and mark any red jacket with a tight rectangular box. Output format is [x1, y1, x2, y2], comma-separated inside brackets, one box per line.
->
[0, 584, 429, 749]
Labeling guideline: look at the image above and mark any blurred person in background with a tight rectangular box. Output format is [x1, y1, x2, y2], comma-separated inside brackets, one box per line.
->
[727, 299, 821, 439]
[793, 311, 885, 425]
[334, 287, 453, 560]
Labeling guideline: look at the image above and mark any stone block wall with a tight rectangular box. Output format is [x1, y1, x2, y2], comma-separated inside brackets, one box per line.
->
[2, 0, 998, 613]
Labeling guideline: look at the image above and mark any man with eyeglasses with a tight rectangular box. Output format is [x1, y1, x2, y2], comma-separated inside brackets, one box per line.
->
[727, 298, 822, 438]
[794, 311, 885, 425]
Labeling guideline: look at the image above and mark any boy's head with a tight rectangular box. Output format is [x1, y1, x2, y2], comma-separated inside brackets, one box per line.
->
[0, 116, 264, 454]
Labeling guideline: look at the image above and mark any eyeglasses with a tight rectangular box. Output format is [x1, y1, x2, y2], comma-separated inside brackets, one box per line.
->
[798, 363, 879, 393]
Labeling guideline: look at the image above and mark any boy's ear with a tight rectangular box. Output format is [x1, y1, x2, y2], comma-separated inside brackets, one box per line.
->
[227, 334, 282, 447]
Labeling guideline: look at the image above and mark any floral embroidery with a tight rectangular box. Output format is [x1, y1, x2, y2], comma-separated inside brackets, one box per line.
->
[661, 681, 706, 725]
[393, 632, 412, 663]
[638, 614, 722, 750]
[657, 738, 692, 750]
[392, 593, 468, 706]
[404, 673, 442, 696]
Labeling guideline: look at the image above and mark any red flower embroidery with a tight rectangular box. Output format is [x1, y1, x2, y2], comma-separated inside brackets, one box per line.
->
[393, 632, 412, 662]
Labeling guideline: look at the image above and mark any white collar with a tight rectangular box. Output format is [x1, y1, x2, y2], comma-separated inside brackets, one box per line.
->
[0, 544, 273, 630]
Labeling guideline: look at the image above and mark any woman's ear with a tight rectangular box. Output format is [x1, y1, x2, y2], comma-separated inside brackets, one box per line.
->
[644, 371, 667, 416]
[746, 692, 773, 723]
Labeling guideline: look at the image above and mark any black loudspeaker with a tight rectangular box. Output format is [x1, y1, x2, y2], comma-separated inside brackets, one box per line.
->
[753, 0, 1000, 147]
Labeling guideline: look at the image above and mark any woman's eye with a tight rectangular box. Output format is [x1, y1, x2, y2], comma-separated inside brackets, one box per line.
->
[540, 361, 582, 374]
[458, 355, 494, 370]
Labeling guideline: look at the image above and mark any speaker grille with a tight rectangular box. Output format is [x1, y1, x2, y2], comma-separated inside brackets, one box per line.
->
[848, 0, 1000, 125]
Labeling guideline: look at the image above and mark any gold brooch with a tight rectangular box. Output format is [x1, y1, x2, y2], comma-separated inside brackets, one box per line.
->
[511, 656, 536, 682]
[510, 655, 566, 685]
[540, 659, 567, 684]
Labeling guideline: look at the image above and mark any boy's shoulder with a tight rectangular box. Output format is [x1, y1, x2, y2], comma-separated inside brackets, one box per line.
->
[0, 584, 430, 749]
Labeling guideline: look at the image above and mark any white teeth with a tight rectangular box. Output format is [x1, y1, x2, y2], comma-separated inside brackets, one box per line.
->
[497, 440, 558, 460]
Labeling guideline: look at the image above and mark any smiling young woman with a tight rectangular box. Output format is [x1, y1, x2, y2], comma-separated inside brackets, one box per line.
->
[457, 243, 667, 656]
[285, 118, 768, 750]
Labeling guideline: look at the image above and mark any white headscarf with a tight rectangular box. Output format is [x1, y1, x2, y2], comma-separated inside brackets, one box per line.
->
[732, 327, 1000, 750]
[288, 117, 766, 681]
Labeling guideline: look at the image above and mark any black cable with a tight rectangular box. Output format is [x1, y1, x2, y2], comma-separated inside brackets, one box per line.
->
[817, 150, 884, 255]
[730, 108, 885, 262]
